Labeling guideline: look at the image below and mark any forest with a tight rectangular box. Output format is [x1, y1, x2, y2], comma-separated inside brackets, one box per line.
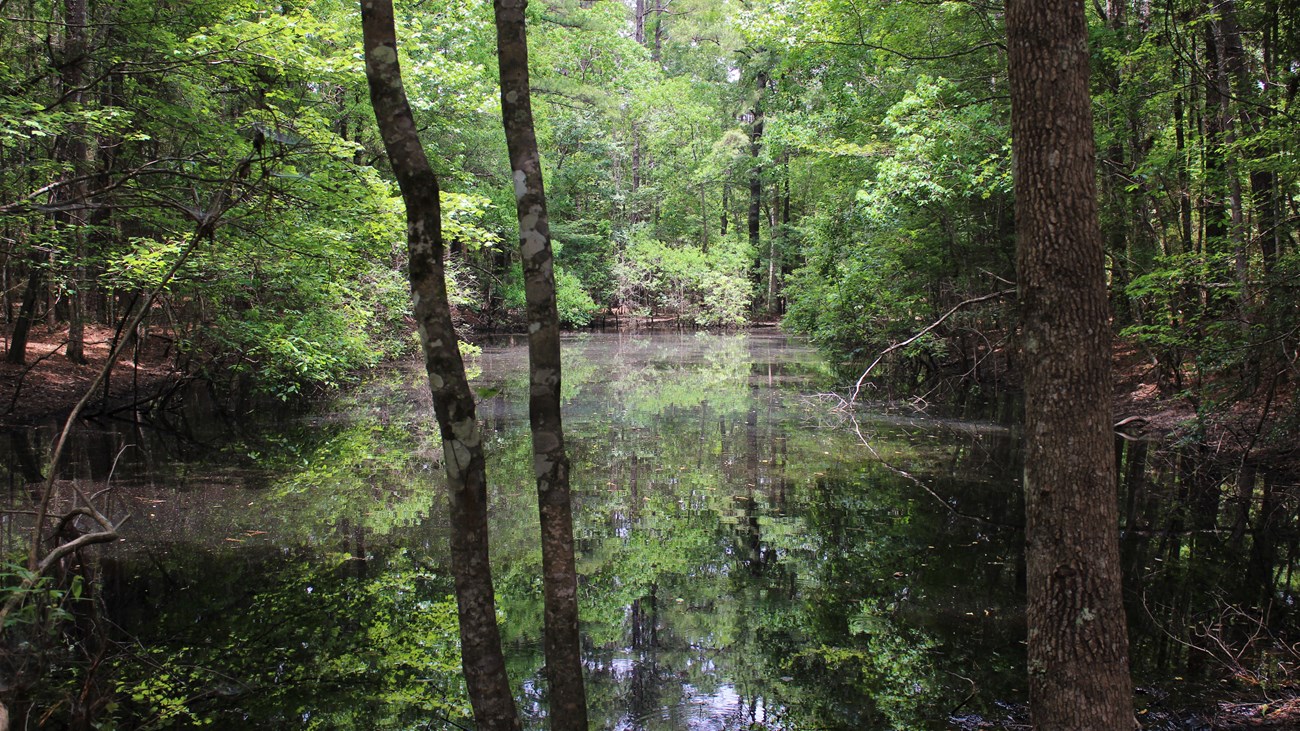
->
[1, 0, 1297, 410]
[2, 0, 1299, 728]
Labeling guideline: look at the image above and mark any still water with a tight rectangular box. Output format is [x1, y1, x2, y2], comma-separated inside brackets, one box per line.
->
[3, 331, 1296, 729]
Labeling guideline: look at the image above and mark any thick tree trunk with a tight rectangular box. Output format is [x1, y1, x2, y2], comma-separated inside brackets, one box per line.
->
[1006, 0, 1135, 728]
[493, 2, 589, 729]
[359, 3, 521, 729]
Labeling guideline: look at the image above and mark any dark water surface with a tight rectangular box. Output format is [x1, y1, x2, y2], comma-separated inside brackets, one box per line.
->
[3, 331, 1297, 729]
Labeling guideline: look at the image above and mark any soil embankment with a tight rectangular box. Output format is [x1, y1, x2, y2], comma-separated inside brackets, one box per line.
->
[1, 325, 182, 426]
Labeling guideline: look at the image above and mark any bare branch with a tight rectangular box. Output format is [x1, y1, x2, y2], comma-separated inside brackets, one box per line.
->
[851, 289, 1014, 403]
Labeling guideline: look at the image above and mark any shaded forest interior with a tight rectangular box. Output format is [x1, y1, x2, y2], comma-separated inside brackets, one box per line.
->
[1, 0, 1295, 430]
[2, 0, 1300, 728]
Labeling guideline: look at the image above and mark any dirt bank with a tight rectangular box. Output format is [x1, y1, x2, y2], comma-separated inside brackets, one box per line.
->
[0, 324, 183, 427]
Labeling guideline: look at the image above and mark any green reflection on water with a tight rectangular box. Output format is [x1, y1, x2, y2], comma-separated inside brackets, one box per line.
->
[6, 332, 1030, 729]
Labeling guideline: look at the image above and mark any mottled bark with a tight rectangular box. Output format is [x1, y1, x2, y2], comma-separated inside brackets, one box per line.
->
[1006, 0, 1135, 728]
[492, 2, 589, 730]
[358, 2, 521, 729]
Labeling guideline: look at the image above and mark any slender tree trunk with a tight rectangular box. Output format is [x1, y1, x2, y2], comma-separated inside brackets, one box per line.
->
[1006, 0, 1135, 727]
[1100, 0, 1133, 325]
[60, 0, 90, 364]
[359, 3, 520, 729]
[651, 0, 665, 62]
[627, 122, 643, 226]
[633, 0, 646, 45]
[1208, 2, 1252, 316]
[721, 182, 730, 236]
[5, 256, 44, 365]
[493, 3, 588, 728]
[767, 178, 779, 314]
[749, 71, 766, 298]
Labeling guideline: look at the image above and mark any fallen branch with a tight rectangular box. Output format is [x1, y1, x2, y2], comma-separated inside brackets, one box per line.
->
[0, 487, 128, 626]
[2, 156, 254, 629]
[851, 289, 1015, 404]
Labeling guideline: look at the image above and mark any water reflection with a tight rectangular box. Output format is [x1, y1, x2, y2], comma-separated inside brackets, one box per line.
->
[2, 331, 1297, 729]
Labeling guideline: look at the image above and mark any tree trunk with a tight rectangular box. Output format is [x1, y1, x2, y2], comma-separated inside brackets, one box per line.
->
[359, 3, 521, 729]
[60, 0, 91, 364]
[629, 124, 643, 225]
[651, 0, 665, 62]
[767, 178, 779, 314]
[1207, 1, 1252, 326]
[1006, 0, 1135, 728]
[492, 2, 589, 730]
[749, 71, 766, 298]
[5, 255, 43, 364]
[634, 0, 647, 46]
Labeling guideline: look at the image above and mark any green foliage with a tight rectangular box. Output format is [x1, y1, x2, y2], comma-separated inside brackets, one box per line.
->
[0, 555, 78, 634]
[614, 231, 752, 326]
[554, 265, 599, 327]
[110, 551, 468, 729]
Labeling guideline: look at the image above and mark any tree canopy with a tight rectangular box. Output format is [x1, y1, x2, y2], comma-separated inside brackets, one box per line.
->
[2, 0, 1294, 426]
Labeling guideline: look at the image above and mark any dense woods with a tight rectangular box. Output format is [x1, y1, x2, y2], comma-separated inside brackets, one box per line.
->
[2, 0, 1296, 421]
[3, 0, 1300, 727]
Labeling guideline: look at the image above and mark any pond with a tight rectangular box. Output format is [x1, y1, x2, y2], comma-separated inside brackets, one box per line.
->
[2, 331, 1297, 729]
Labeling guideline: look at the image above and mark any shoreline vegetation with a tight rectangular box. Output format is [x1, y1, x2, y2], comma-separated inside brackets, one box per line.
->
[3, 320, 1293, 477]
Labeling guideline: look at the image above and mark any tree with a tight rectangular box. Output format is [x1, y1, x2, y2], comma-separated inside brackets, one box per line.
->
[359, 1, 521, 729]
[493, 1, 589, 728]
[1005, 0, 1134, 727]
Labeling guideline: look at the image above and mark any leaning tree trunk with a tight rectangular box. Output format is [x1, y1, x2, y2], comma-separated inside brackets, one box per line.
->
[1006, 0, 1135, 728]
[5, 253, 44, 365]
[493, 2, 589, 729]
[359, 2, 520, 729]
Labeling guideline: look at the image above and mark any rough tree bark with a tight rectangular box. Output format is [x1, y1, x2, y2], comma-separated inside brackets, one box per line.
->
[1005, 0, 1136, 728]
[493, 2, 589, 729]
[359, 2, 521, 729]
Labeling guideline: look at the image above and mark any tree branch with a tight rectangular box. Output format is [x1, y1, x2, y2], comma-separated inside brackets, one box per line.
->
[851, 289, 1014, 403]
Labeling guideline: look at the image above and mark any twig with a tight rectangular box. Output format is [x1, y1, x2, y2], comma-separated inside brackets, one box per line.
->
[851, 289, 1014, 403]
[5, 339, 69, 414]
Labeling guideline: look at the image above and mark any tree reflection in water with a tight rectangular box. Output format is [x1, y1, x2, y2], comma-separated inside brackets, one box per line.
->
[2, 332, 1297, 729]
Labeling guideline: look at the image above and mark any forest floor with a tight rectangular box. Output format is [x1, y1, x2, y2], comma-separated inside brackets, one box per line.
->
[1111, 339, 1298, 472]
[0, 324, 183, 427]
